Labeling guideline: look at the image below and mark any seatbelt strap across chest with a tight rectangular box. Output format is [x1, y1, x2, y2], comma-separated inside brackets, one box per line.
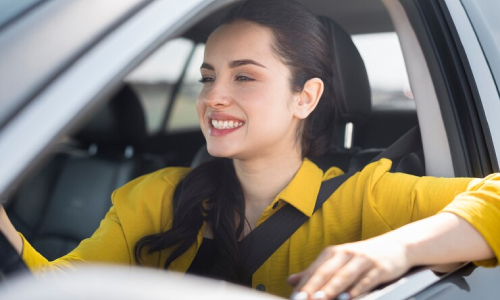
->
[239, 172, 353, 284]
[238, 126, 421, 285]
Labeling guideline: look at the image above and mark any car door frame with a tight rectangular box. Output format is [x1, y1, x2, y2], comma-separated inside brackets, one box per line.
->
[379, 0, 500, 298]
[0, 0, 238, 203]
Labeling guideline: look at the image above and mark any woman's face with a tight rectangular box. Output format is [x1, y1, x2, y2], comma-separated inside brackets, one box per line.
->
[197, 21, 302, 160]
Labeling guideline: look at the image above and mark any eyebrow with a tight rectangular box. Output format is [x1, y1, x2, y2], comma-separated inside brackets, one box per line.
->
[200, 59, 267, 70]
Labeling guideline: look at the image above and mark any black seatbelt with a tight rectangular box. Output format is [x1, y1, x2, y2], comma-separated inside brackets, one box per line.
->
[370, 126, 421, 166]
[239, 172, 353, 285]
[239, 126, 421, 284]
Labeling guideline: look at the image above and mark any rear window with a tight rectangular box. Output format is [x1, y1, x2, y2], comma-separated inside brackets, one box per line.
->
[166, 43, 205, 132]
[126, 38, 196, 134]
[352, 32, 414, 109]
[126, 32, 415, 135]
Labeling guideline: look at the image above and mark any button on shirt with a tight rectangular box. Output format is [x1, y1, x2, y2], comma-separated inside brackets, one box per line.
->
[20, 158, 500, 298]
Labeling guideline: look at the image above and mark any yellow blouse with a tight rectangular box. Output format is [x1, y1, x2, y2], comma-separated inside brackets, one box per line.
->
[20, 158, 500, 298]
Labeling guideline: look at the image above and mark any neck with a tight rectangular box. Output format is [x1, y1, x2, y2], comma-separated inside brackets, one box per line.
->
[233, 148, 303, 209]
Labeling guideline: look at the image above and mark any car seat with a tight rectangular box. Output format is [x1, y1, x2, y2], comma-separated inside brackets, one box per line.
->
[311, 16, 424, 175]
[7, 85, 164, 260]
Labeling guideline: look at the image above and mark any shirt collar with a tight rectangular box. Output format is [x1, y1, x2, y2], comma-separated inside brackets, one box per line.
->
[274, 158, 324, 217]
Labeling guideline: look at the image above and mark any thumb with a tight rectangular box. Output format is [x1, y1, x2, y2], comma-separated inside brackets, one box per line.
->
[287, 272, 304, 286]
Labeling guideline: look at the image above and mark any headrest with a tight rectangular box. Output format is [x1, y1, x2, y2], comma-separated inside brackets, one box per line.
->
[75, 85, 147, 149]
[319, 17, 372, 125]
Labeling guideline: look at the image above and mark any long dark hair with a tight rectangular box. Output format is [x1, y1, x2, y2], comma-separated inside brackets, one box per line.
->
[134, 0, 337, 283]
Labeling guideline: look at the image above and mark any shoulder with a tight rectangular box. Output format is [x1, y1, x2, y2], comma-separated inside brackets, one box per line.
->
[113, 167, 191, 201]
[344, 158, 473, 202]
[357, 158, 394, 182]
[334, 158, 404, 196]
[323, 158, 394, 182]
[111, 167, 192, 230]
[319, 158, 394, 180]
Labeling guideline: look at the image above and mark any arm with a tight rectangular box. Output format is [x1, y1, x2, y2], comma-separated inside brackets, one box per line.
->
[289, 167, 500, 300]
[0, 205, 23, 254]
[1, 202, 132, 274]
[398, 212, 493, 267]
[0, 167, 185, 273]
[289, 212, 494, 300]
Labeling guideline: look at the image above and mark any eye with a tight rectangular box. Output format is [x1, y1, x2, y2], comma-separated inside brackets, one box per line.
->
[236, 75, 254, 82]
[198, 76, 214, 84]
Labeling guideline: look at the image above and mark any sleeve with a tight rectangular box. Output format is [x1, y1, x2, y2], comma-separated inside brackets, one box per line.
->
[441, 174, 500, 266]
[370, 170, 472, 229]
[366, 160, 500, 266]
[20, 166, 191, 275]
[21, 201, 131, 275]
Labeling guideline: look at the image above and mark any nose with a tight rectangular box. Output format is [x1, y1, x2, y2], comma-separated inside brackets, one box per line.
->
[203, 81, 232, 108]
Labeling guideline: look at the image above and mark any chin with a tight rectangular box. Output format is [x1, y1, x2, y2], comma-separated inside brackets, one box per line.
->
[206, 144, 234, 159]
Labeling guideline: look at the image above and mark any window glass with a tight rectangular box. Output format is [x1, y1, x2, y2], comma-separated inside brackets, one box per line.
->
[352, 32, 414, 109]
[125, 38, 194, 134]
[461, 0, 500, 96]
[132, 33, 413, 133]
[167, 43, 205, 132]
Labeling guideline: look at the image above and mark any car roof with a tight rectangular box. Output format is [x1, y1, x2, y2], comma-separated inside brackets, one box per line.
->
[0, 0, 146, 130]
[184, 0, 393, 44]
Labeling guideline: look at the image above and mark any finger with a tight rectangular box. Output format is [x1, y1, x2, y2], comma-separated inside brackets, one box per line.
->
[287, 272, 304, 287]
[292, 247, 338, 291]
[319, 256, 373, 299]
[297, 251, 353, 296]
[347, 268, 383, 298]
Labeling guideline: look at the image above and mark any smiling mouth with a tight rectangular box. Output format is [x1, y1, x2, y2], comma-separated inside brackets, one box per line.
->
[211, 119, 244, 130]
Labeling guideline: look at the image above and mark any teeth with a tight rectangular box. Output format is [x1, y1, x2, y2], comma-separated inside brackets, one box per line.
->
[211, 119, 244, 130]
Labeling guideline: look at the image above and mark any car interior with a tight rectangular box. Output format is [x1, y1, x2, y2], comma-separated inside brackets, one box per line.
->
[6, 0, 426, 261]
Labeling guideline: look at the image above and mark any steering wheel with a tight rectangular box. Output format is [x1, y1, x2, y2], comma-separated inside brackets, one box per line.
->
[0, 231, 30, 280]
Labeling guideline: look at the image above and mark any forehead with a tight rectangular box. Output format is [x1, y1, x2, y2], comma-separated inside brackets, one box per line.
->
[204, 21, 279, 68]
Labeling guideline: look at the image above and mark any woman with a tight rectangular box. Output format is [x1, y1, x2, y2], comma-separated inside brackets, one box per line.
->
[1, 0, 499, 299]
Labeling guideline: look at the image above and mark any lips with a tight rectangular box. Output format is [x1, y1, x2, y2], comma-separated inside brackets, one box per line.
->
[211, 119, 244, 129]
[207, 112, 245, 136]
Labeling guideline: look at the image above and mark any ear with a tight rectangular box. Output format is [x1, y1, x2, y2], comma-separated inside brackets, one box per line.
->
[292, 77, 324, 119]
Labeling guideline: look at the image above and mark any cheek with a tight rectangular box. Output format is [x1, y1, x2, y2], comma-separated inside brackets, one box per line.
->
[196, 94, 207, 128]
[196, 89, 207, 113]
[195, 97, 204, 116]
[244, 90, 294, 130]
[250, 85, 292, 111]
